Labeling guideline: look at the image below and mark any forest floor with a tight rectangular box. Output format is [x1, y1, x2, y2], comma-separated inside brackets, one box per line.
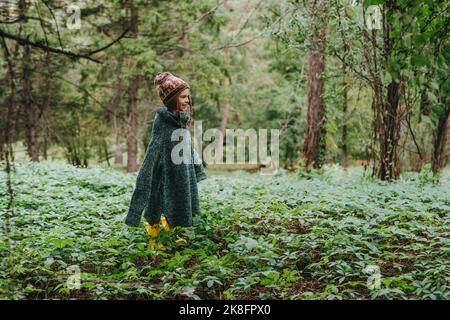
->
[0, 161, 449, 299]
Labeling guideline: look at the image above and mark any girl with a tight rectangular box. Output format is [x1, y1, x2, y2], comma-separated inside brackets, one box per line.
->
[124, 72, 207, 245]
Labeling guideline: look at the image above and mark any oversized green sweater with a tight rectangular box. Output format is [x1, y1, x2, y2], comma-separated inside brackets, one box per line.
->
[124, 106, 207, 228]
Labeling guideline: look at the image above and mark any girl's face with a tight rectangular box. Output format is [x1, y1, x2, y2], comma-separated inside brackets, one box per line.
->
[177, 89, 191, 112]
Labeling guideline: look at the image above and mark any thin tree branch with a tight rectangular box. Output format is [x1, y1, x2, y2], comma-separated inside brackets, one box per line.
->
[41, 0, 63, 48]
[0, 28, 128, 63]
[186, 0, 227, 31]
[213, 11, 284, 50]
[405, 116, 423, 160]
[55, 76, 127, 122]
[87, 28, 129, 55]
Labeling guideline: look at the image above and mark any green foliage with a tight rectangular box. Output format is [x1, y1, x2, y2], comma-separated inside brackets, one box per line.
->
[1, 161, 449, 299]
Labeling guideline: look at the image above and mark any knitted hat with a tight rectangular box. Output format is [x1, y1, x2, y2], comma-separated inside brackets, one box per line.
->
[154, 72, 190, 106]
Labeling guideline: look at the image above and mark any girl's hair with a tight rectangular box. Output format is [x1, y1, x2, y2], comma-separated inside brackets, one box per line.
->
[166, 90, 194, 128]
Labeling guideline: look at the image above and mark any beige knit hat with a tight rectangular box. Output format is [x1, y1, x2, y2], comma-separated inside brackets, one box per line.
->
[154, 72, 190, 106]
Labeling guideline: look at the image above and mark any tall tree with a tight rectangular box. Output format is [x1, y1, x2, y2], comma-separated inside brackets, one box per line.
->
[17, 0, 39, 162]
[432, 103, 450, 173]
[22, 44, 39, 162]
[365, 1, 404, 180]
[217, 0, 233, 163]
[126, 0, 139, 172]
[303, 0, 329, 170]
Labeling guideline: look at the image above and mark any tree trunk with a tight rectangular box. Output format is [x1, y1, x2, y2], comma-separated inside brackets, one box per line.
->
[341, 65, 349, 170]
[303, 0, 328, 170]
[1, 33, 16, 167]
[378, 80, 402, 180]
[22, 44, 39, 162]
[43, 130, 48, 160]
[217, 2, 233, 164]
[41, 63, 52, 161]
[431, 103, 450, 173]
[217, 71, 230, 164]
[112, 71, 124, 165]
[364, 2, 403, 181]
[113, 109, 123, 165]
[126, 0, 139, 172]
[42, 113, 49, 160]
[127, 73, 139, 172]
[446, 113, 450, 166]
[378, 2, 403, 180]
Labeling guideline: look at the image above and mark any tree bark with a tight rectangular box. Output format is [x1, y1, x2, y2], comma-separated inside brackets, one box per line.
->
[378, 2, 403, 180]
[432, 103, 450, 173]
[111, 64, 124, 165]
[217, 69, 230, 164]
[303, 0, 328, 170]
[1, 34, 16, 166]
[364, 2, 403, 180]
[127, 73, 139, 172]
[446, 113, 450, 166]
[341, 65, 349, 170]
[126, 0, 139, 172]
[22, 44, 39, 162]
[378, 80, 402, 180]
[113, 107, 123, 165]
[18, 1, 39, 162]
[42, 112, 50, 160]
[41, 61, 52, 161]
[217, 3, 233, 164]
